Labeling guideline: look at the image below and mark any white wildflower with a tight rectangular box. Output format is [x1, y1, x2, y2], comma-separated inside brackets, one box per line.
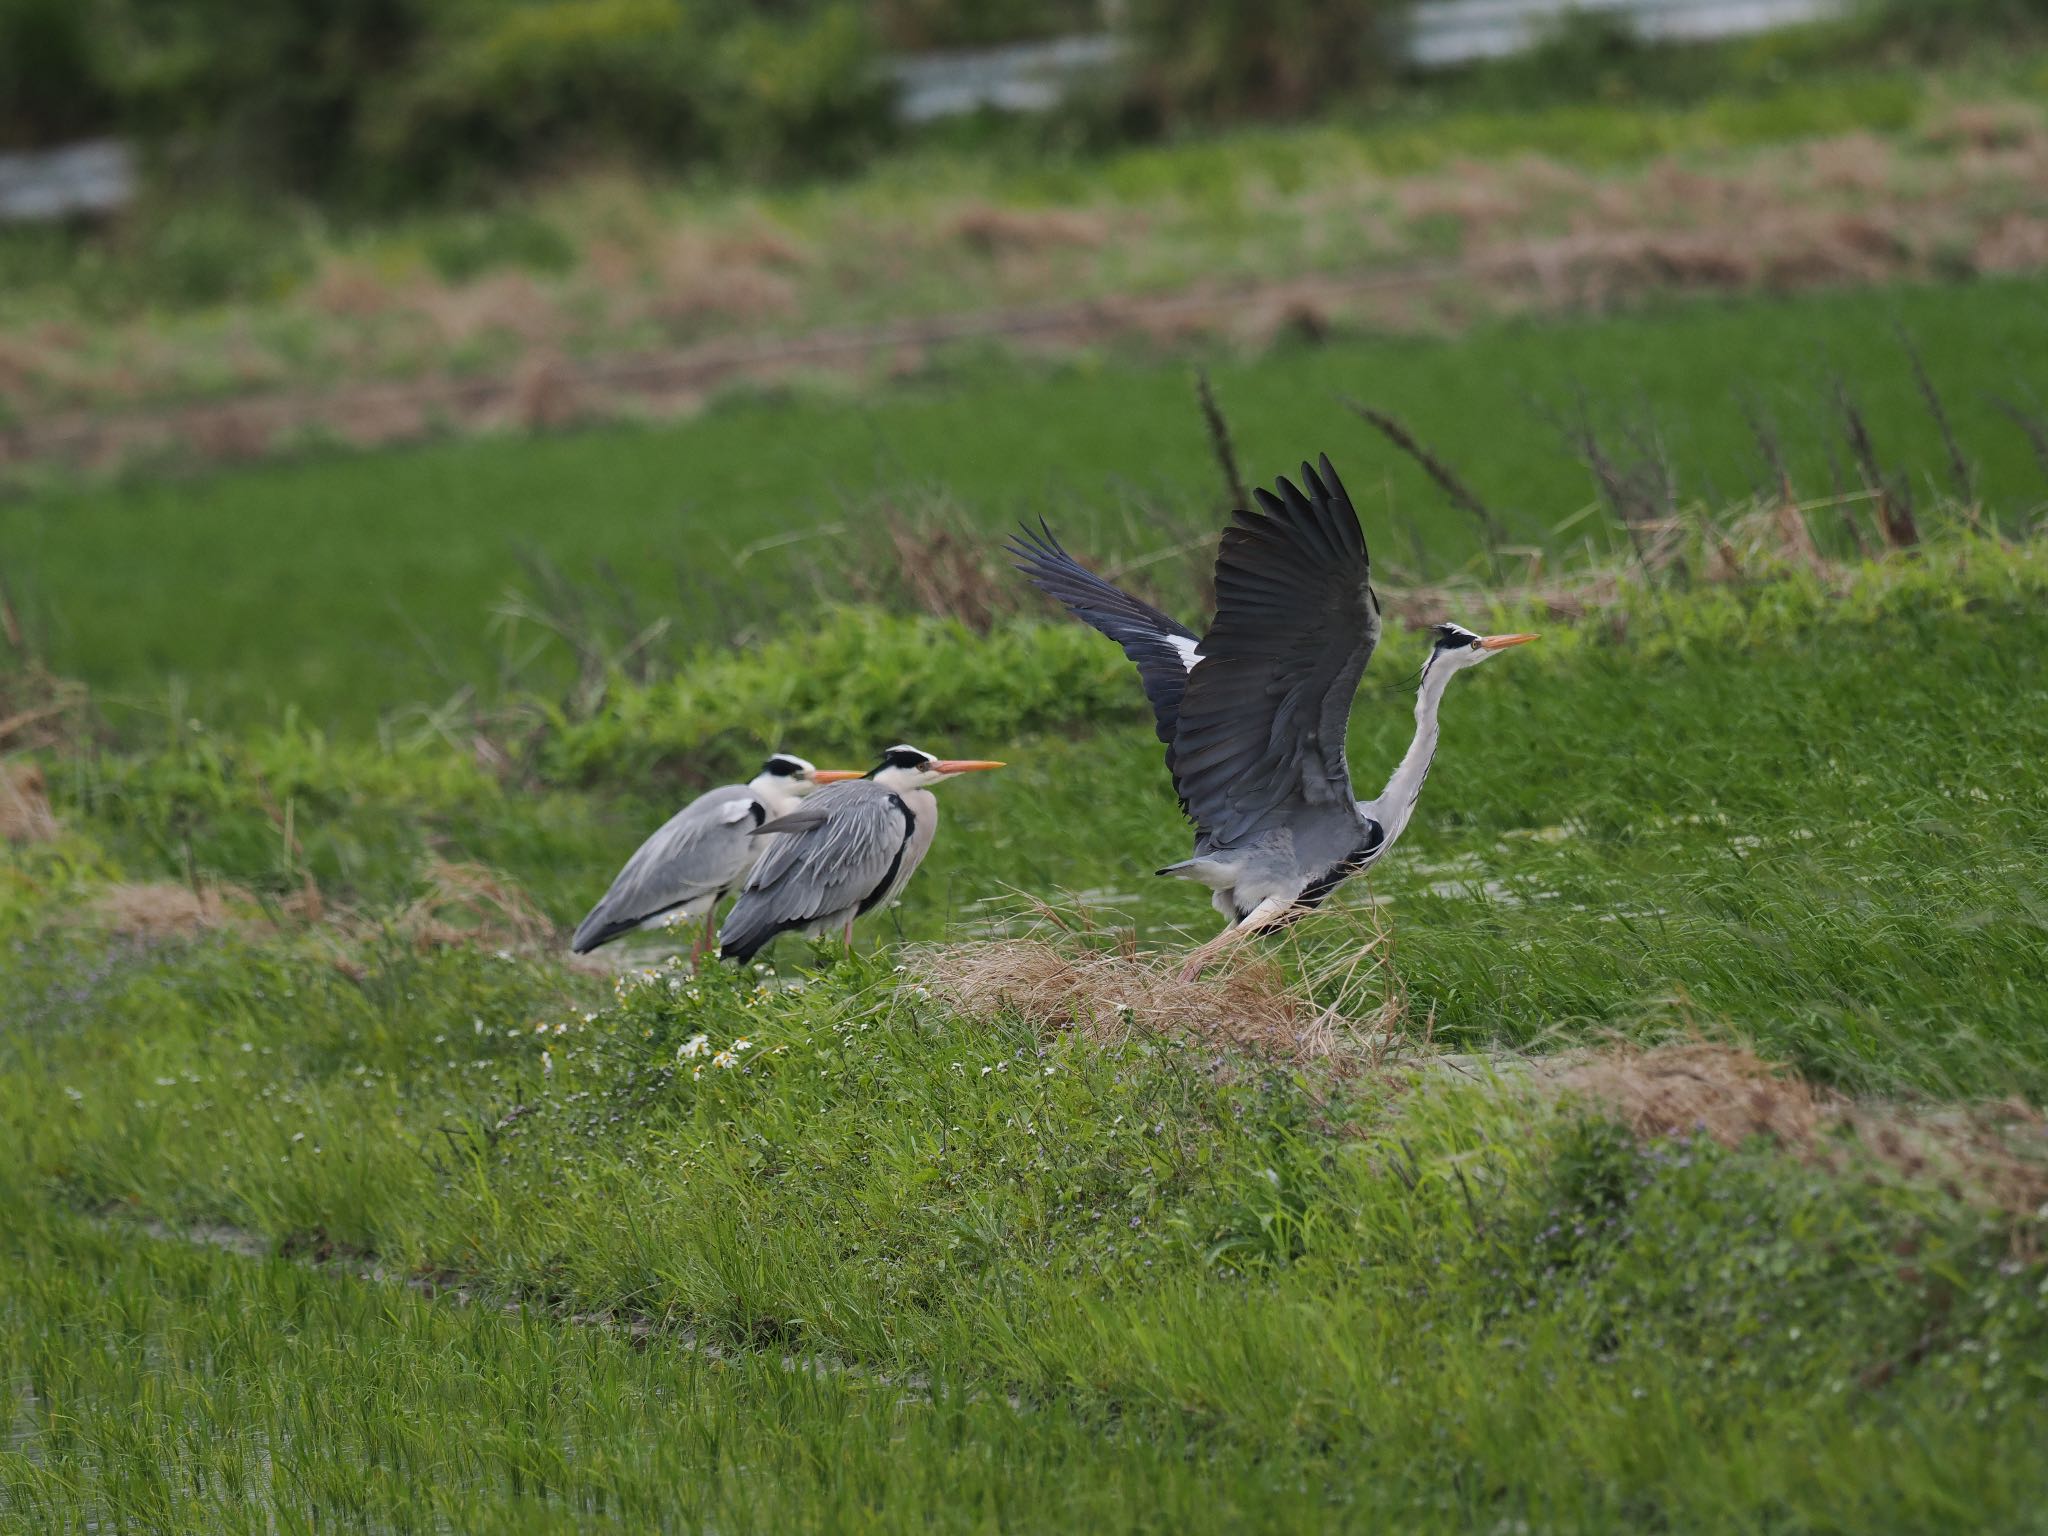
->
[676, 1034, 711, 1061]
[731, 1037, 752, 1053]
[712, 1049, 739, 1070]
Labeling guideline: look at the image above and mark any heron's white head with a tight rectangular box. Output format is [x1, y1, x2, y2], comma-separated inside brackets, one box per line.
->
[750, 753, 862, 800]
[1422, 623, 1538, 681]
[867, 743, 1007, 791]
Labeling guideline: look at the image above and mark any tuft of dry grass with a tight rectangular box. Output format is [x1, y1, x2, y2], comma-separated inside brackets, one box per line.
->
[1546, 1040, 2048, 1217]
[1551, 1040, 1825, 1148]
[313, 858, 560, 980]
[0, 759, 59, 844]
[90, 881, 246, 939]
[0, 660, 91, 756]
[909, 904, 1404, 1069]
[389, 858, 558, 954]
[912, 936, 1307, 1054]
[949, 205, 1107, 255]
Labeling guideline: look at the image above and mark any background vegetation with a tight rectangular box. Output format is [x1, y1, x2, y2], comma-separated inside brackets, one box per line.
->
[6, 0, 2048, 202]
[6, 3, 2048, 1527]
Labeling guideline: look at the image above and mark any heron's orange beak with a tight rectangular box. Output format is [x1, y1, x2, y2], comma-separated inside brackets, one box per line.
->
[1479, 633, 1539, 651]
[811, 769, 864, 783]
[933, 759, 1006, 774]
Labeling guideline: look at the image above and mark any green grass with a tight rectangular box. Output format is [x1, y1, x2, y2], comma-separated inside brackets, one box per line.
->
[5, 243, 2048, 1527]
[10, 276, 2048, 728]
[29, 536, 2048, 1097]
[6, 535, 2048, 1528]
[7, 1098, 2043, 1533]
[1, 33, 2022, 326]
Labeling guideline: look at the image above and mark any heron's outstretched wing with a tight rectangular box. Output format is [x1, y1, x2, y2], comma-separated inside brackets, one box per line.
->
[1171, 455, 1380, 847]
[572, 786, 762, 952]
[719, 782, 916, 959]
[1008, 521, 1201, 747]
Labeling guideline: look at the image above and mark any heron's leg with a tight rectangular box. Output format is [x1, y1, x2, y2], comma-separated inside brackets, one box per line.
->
[1177, 896, 1293, 983]
[842, 914, 855, 956]
[692, 905, 718, 970]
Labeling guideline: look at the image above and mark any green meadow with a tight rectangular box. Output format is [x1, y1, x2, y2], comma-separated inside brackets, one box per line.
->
[5, 275, 2048, 1530]
[8, 276, 2048, 726]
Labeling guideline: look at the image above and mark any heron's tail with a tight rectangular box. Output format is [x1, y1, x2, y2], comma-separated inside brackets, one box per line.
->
[716, 894, 780, 963]
[571, 906, 635, 954]
[1156, 856, 1234, 889]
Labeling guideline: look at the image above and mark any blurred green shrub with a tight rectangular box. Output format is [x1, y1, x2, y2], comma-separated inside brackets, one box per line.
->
[111, 0, 443, 194]
[1852, 0, 2048, 49]
[0, 0, 117, 148]
[46, 0, 890, 204]
[536, 608, 1140, 788]
[703, 4, 894, 176]
[371, 0, 712, 194]
[1117, 0, 1410, 127]
[871, 0, 1100, 49]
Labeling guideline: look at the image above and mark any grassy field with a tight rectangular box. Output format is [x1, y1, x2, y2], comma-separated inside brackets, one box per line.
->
[5, 528, 2048, 1529]
[2, 40, 2045, 446]
[1, 44, 2033, 383]
[9, 275, 2048, 728]
[5, 221, 2048, 1525]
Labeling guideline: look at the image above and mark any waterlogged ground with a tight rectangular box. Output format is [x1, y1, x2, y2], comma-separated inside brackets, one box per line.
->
[4, 544, 2048, 1529]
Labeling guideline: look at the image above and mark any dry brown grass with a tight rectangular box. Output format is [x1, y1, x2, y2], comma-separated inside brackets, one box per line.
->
[10, 107, 2048, 477]
[1545, 1040, 2048, 1217]
[1551, 1040, 1826, 1148]
[908, 905, 1404, 1070]
[89, 880, 247, 939]
[0, 664, 90, 755]
[311, 859, 560, 980]
[388, 857, 557, 954]
[649, 234, 801, 331]
[949, 204, 1108, 254]
[0, 759, 59, 844]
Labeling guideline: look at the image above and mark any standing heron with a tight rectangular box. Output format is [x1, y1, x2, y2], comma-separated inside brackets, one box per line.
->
[1011, 455, 1534, 978]
[718, 744, 1005, 962]
[572, 753, 861, 960]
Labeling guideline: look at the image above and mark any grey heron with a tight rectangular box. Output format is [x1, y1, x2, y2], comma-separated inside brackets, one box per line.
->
[571, 753, 861, 960]
[1011, 455, 1535, 979]
[718, 744, 1005, 962]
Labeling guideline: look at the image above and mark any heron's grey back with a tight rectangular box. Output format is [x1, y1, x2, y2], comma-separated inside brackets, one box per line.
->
[572, 784, 760, 950]
[720, 781, 923, 956]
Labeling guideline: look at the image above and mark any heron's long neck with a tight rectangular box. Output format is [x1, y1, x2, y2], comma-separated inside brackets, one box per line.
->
[1371, 661, 1454, 849]
[750, 777, 804, 818]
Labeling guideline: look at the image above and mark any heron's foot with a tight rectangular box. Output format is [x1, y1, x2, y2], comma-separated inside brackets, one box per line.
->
[1175, 932, 1236, 983]
[1176, 897, 1294, 983]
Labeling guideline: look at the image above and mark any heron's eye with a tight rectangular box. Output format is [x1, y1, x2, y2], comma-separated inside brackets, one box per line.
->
[1468, 635, 1484, 649]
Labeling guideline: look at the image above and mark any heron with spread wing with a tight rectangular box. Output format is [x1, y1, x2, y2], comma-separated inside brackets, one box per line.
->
[1012, 455, 1534, 978]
